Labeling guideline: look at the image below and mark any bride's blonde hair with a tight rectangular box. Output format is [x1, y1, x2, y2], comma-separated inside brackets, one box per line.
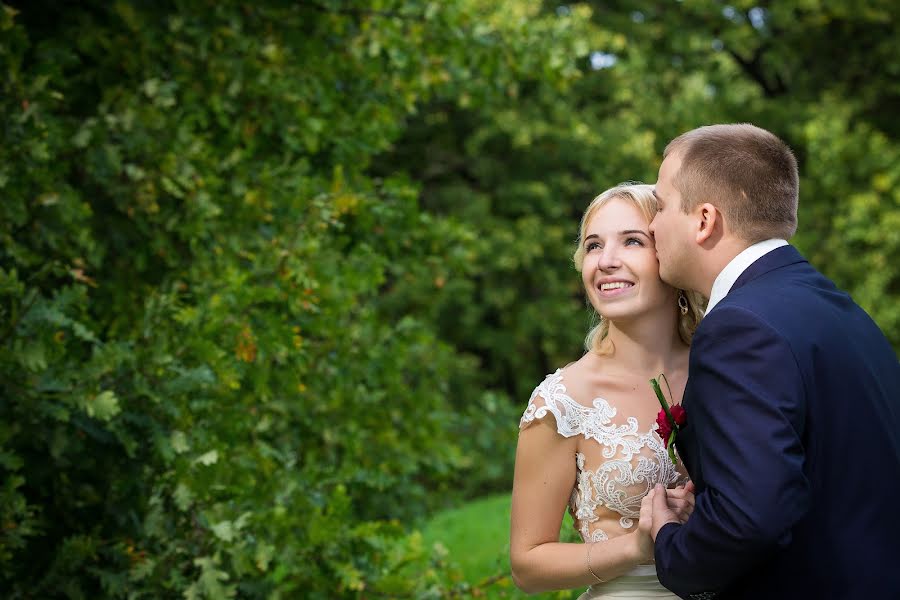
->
[573, 183, 704, 355]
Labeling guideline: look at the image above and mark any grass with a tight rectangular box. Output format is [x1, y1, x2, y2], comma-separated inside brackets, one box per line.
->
[419, 493, 583, 599]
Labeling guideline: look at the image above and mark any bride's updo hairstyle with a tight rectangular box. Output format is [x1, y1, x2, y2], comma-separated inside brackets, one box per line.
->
[572, 183, 704, 355]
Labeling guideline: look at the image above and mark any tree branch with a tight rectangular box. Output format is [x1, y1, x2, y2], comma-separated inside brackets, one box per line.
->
[726, 44, 787, 98]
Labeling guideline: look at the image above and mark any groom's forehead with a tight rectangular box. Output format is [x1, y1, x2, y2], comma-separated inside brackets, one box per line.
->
[659, 153, 683, 177]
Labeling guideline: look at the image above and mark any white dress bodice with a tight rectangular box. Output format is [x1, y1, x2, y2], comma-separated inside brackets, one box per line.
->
[520, 368, 689, 543]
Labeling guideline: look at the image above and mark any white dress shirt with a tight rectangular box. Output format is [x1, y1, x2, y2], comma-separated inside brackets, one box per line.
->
[705, 239, 789, 313]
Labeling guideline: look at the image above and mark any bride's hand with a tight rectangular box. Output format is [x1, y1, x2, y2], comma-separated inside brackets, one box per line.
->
[635, 490, 656, 560]
[665, 481, 696, 524]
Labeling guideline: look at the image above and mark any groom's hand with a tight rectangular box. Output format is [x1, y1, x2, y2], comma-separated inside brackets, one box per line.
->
[649, 483, 684, 541]
[666, 481, 696, 524]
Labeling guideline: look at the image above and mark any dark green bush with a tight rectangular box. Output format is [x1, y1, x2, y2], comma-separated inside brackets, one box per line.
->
[0, 1, 590, 596]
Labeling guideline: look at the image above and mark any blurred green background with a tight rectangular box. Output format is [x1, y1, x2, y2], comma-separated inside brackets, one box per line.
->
[1, 0, 897, 597]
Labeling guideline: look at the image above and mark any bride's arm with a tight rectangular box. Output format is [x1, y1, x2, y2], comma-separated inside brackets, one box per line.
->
[509, 415, 652, 593]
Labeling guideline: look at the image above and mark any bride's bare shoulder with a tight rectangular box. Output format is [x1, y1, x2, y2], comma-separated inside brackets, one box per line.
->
[559, 353, 596, 380]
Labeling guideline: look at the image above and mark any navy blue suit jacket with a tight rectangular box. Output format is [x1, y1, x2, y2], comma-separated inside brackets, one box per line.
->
[654, 245, 900, 599]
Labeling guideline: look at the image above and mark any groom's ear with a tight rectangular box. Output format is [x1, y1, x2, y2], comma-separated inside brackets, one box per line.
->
[695, 203, 720, 245]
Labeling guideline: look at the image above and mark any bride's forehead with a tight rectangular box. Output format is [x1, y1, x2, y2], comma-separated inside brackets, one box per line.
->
[586, 199, 648, 233]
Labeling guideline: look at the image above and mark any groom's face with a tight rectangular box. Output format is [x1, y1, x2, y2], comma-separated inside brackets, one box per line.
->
[650, 152, 695, 289]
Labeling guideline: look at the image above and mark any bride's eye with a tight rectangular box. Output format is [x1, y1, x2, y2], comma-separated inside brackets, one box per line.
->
[625, 237, 644, 247]
[586, 241, 602, 251]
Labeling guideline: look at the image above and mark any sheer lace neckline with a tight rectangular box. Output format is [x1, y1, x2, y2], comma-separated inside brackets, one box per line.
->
[519, 368, 687, 543]
[520, 368, 659, 441]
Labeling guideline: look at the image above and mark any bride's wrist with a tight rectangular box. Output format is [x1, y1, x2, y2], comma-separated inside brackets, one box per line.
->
[628, 529, 653, 563]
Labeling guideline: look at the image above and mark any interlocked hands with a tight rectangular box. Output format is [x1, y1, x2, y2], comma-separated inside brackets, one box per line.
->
[637, 481, 696, 558]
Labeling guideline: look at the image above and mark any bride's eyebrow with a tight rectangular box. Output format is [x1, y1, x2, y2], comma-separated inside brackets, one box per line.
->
[620, 230, 651, 238]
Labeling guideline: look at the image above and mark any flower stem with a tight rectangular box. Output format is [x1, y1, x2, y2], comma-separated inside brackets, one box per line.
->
[650, 376, 675, 424]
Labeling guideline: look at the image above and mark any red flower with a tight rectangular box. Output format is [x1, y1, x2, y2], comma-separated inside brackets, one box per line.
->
[655, 410, 673, 446]
[650, 374, 687, 464]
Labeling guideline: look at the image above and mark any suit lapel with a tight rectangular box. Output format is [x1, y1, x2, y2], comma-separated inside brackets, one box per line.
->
[674, 423, 697, 481]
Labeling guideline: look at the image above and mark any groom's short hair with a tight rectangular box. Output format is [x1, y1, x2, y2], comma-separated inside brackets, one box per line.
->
[664, 123, 799, 242]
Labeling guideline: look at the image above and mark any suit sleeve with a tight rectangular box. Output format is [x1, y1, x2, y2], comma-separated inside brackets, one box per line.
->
[654, 305, 810, 598]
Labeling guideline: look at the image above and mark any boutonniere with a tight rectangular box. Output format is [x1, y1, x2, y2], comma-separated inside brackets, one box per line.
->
[650, 374, 686, 465]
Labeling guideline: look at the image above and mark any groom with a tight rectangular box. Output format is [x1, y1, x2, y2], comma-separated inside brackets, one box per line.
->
[645, 124, 900, 599]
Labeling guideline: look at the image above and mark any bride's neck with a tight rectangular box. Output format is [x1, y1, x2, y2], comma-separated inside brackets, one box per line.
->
[604, 318, 686, 376]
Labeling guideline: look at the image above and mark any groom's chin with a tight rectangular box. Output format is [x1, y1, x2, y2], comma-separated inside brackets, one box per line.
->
[656, 262, 678, 287]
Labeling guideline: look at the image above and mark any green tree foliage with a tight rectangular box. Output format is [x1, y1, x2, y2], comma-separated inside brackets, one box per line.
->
[2, 0, 897, 597]
[0, 1, 591, 596]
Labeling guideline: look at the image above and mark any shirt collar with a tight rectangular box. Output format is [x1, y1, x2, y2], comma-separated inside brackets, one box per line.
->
[705, 239, 788, 313]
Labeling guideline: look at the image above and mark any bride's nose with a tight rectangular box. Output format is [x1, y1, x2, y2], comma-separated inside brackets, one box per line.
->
[597, 246, 622, 271]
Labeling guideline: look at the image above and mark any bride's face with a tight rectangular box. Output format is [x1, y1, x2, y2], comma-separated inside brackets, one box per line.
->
[580, 197, 677, 322]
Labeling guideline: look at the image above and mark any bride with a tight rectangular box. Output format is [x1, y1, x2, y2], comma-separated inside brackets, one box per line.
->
[510, 183, 703, 599]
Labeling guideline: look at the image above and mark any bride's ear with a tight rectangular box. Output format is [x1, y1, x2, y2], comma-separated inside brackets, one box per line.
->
[695, 203, 720, 245]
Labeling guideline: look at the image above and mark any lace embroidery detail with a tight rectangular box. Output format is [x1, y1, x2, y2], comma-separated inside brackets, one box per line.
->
[522, 369, 687, 543]
[574, 451, 680, 524]
[571, 454, 611, 542]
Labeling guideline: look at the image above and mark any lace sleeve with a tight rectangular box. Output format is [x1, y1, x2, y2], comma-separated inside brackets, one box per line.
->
[518, 369, 585, 437]
[519, 391, 554, 431]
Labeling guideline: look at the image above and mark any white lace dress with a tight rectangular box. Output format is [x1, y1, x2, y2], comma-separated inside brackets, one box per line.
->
[519, 369, 688, 599]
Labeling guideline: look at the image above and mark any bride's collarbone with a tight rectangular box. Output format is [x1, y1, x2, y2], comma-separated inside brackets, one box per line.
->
[575, 376, 681, 406]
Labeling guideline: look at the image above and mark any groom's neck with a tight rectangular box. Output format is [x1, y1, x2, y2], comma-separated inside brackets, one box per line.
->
[696, 237, 752, 297]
